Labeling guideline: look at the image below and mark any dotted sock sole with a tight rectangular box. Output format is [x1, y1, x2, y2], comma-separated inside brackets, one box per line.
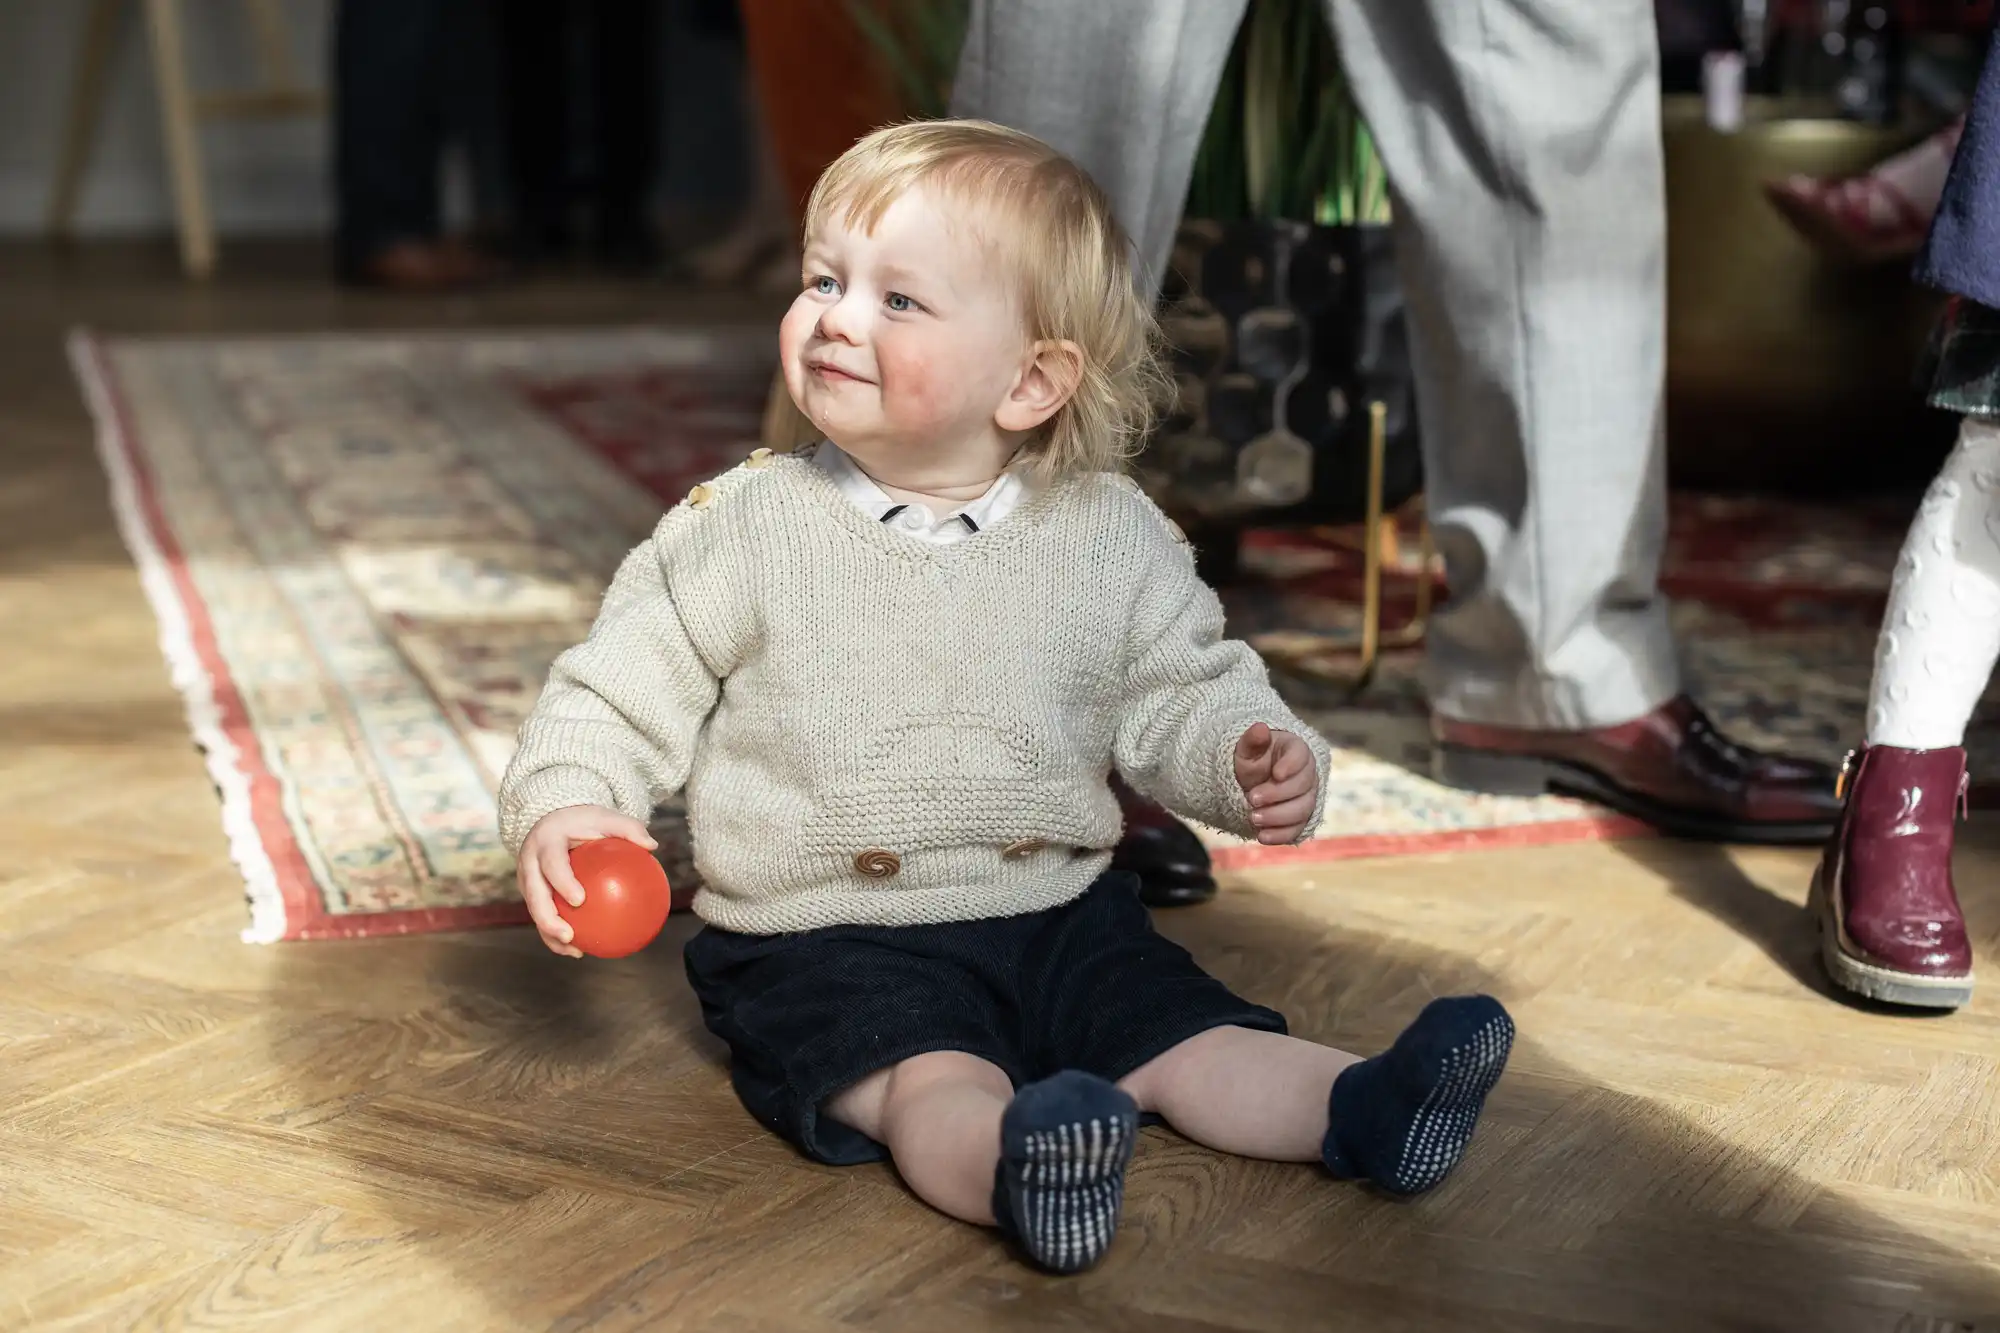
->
[1325, 996, 1516, 1196]
[996, 1074, 1139, 1274]
[1384, 1009, 1514, 1194]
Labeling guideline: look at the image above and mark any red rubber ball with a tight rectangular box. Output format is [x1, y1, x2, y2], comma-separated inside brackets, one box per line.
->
[557, 837, 672, 958]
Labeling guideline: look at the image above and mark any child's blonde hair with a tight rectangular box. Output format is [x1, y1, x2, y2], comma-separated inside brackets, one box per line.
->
[803, 119, 1169, 478]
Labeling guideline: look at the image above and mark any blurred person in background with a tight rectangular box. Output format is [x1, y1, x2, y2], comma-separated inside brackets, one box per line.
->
[499, 0, 664, 271]
[1765, 115, 1966, 265]
[951, 0, 1847, 907]
[333, 0, 507, 291]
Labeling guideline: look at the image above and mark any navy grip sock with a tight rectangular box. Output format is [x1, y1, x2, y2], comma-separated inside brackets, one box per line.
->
[1323, 995, 1514, 1196]
[991, 1070, 1139, 1274]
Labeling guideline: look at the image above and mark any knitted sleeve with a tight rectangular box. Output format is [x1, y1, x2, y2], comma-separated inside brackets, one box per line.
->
[1110, 519, 1332, 842]
[497, 514, 722, 855]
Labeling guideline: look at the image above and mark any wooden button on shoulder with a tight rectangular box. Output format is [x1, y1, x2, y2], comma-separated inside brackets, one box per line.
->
[686, 483, 715, 509]
[853, 848, 901, 878]
[1002, 838, 1047, 860]
[745, 447, 774, 470]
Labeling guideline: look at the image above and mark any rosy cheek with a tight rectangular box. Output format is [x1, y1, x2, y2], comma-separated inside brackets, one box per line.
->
[777, 302, 816, 404]
[872, 335, 955, 430]
[778, 300, 814, 363]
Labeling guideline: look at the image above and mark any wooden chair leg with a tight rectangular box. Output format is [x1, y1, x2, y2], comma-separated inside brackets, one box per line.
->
[47, 0, 126, 240]
[242, 0, 306, 93]
[143, 0, 216, 278]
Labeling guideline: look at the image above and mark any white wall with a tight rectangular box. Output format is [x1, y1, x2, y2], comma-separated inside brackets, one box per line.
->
[0, 0, 751, 240]
[0, 0, 333, 236]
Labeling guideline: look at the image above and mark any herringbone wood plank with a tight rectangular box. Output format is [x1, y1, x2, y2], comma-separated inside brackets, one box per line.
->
[3, 242, 1999, 1331]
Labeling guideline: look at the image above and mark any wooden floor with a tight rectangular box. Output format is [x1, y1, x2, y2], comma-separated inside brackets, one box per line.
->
[4, 241, 2000, 1333]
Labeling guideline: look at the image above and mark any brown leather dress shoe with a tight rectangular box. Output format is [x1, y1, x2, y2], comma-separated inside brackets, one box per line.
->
[346, 239, 508, 293]
[1810, 745, 1973, 1009]
[1431, 695, 1839, 844]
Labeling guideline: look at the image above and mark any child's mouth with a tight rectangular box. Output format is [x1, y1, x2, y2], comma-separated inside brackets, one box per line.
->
[809, 362, 868, 385]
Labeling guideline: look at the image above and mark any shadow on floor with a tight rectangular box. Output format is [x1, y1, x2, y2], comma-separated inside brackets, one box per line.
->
[1609, 818, 2000, 1014]
[257, 880, 2000, 1332]
[1608, 836, 1832, 996]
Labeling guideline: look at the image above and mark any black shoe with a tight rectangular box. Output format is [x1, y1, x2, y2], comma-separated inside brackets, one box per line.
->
[1112, 820, 1217, 907]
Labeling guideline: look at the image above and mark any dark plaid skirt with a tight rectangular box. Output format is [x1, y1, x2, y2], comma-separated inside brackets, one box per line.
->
[1921, 296, 2000, 417]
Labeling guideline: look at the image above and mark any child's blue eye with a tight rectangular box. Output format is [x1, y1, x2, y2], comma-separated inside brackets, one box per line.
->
[885, 292, 915, 313]
[813, 276, 839, 296]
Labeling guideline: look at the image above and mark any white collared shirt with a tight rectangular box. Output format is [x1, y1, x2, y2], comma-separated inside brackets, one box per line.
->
[810, 440, 1026, 545]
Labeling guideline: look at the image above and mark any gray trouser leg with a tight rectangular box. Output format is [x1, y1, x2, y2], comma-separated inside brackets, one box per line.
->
[1324, 0, 1679, 728]
[952, 0, 1680, 729]
[950, 0, 1247, 295]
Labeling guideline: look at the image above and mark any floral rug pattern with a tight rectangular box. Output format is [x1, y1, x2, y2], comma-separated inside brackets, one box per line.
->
[77, 329, 1979, 940]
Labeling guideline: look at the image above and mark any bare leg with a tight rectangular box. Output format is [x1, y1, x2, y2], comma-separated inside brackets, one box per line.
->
[1122, 998, 1514, 1196]
[824, 1049, 1011, 1224]
[829, 1052, 1139, 1273]
[1120, 1026, 1359, 1161]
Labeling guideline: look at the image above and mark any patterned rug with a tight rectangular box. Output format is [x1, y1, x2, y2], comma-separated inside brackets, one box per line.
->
[73, 327, 1992, 942]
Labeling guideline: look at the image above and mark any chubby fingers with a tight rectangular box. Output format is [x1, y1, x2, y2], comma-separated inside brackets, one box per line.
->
[1247, 735, 1317, 804]
[1236, 721, 1273, 760]
[519, 855, 580, 956]
[1252, 792, 1317, 843]
[1269, 733, 1314, 784]
[584, 812, 658, 851]
[1234, 722, 1275, 789]
[539, 841, 587, 910]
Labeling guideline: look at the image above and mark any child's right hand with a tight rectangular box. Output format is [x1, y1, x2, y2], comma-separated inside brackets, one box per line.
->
[517, 805, 659, 957]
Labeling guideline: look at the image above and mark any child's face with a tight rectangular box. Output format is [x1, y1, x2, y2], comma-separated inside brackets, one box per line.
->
[781, 186, 1034, 476]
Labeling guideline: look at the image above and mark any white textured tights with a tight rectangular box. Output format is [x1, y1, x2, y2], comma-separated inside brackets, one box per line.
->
[1867, 417, 2000, 749]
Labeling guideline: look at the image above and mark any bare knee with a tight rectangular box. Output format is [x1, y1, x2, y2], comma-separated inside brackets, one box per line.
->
[827, 1050, 1012, 1141]
[886, 1050, 1012, 1101]
[1118, 1026, 1234, 1112]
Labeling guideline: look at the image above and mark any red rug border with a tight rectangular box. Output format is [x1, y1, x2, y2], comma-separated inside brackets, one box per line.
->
[284, 901, 531, 941]
[1209, 812, 1653, 870]
[76, 331, 533, 943]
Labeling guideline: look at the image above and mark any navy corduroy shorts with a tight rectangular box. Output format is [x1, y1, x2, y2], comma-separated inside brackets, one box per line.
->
[682, 870, 1286, 1165]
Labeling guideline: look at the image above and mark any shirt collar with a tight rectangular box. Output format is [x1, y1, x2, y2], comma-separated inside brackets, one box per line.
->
[811, 440, 1027, 535]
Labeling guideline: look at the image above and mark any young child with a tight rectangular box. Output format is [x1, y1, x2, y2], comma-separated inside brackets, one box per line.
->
[499, 120, 1514, 1272]
[1814, 50, 2000, 1013]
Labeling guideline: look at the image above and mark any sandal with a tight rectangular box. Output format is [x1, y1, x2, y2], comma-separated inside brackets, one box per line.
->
[1761, 116, 1964, 266]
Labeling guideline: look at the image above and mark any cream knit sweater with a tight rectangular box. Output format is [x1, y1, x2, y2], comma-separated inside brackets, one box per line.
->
[498, 452, 1331, 934]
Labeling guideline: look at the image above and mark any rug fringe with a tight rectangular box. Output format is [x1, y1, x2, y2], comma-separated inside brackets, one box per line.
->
[68, 330, 290, 945]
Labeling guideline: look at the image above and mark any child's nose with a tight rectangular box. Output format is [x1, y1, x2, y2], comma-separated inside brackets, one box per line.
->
[817, 294, 865, 344]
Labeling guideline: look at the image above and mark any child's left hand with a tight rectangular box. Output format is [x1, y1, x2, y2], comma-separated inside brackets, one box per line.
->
[1234, 722, 1319, 845]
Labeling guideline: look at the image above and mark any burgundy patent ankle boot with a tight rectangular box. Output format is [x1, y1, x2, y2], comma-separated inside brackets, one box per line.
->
[1811, 745, 1973, 1009]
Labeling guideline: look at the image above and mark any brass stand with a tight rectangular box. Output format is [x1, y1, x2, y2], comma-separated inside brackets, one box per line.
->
[1259, 401, 1434, 696]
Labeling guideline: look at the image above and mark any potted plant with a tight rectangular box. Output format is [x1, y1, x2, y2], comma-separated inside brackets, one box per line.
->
[1148, 0, 1421, 603]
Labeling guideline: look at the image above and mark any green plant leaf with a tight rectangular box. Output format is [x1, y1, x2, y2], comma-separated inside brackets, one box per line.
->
[1284, 0, 1317, 215]
[844, 0, 1388, 226]
[845, 0, 966, 120]
[1242, 0, 1290, 217]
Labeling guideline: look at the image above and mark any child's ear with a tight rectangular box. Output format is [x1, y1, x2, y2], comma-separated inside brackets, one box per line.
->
[994, 339, 1084, 434]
